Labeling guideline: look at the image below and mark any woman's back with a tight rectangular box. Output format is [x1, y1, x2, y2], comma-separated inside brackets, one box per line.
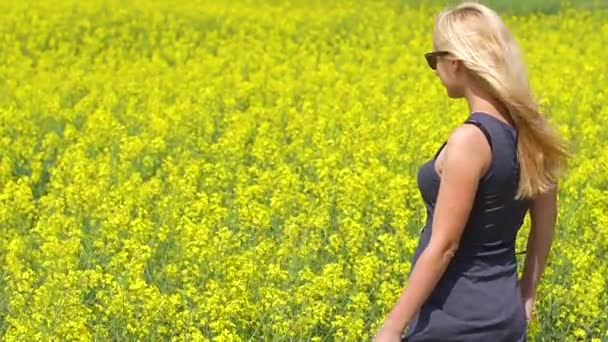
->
[404, 112, 531, 341]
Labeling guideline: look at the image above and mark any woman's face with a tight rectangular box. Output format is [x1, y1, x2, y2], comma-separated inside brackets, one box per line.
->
[435, 53, 466, 98]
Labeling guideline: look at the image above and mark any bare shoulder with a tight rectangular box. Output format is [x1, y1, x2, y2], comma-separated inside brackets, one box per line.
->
[446, 123, 491, 156]
[441, 123, 492, 178]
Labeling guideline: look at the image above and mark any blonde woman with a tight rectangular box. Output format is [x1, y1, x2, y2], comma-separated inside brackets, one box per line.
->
[374, 2, 568, 342]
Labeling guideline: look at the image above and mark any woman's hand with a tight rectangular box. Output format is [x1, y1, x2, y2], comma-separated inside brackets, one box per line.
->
[517, 279, 535, 322]
[522, 294, 535, 321]
[373, 323, 404, 342]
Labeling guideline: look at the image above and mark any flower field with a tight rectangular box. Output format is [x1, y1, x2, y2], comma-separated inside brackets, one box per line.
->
[0, 0, 606, 340]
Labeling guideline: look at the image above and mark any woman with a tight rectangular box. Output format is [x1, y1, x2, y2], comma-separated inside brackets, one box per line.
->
[374, 2, 569, 342]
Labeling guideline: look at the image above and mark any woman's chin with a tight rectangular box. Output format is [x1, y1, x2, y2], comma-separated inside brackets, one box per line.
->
[445, 88, 464, 99]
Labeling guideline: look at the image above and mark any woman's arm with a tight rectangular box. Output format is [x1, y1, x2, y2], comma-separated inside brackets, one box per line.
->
[375, 124, 491, 339]
[518, 183, 558, 311]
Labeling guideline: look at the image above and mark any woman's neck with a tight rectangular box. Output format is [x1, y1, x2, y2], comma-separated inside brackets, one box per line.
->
[464, 84, 512, 125]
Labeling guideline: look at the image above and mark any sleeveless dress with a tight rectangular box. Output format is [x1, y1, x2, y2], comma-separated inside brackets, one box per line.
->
[402, 112, 532, 342]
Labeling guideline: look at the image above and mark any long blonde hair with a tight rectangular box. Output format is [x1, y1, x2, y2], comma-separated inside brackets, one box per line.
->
[433, 2, 570, 200]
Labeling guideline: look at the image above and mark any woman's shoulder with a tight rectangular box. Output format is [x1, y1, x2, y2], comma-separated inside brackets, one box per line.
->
[440, 124, 492, 179]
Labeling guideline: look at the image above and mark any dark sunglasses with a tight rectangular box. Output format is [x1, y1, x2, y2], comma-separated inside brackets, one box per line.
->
[424, 50, 450, 70]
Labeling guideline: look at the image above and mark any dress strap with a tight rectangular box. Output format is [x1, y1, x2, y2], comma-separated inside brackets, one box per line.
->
[433, 141, 447, 160]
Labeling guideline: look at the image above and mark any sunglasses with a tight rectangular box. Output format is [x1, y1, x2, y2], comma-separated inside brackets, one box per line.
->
[424, 50, 450, 70]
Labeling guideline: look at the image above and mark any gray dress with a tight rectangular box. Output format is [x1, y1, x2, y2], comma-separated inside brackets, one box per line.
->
[403, 112, 531, 342]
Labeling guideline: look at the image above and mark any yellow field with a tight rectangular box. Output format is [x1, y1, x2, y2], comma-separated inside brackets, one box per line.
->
[0, 0, 606, 340]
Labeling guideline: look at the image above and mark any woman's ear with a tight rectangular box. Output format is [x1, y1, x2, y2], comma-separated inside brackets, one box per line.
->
[452, 59, 463, 73]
